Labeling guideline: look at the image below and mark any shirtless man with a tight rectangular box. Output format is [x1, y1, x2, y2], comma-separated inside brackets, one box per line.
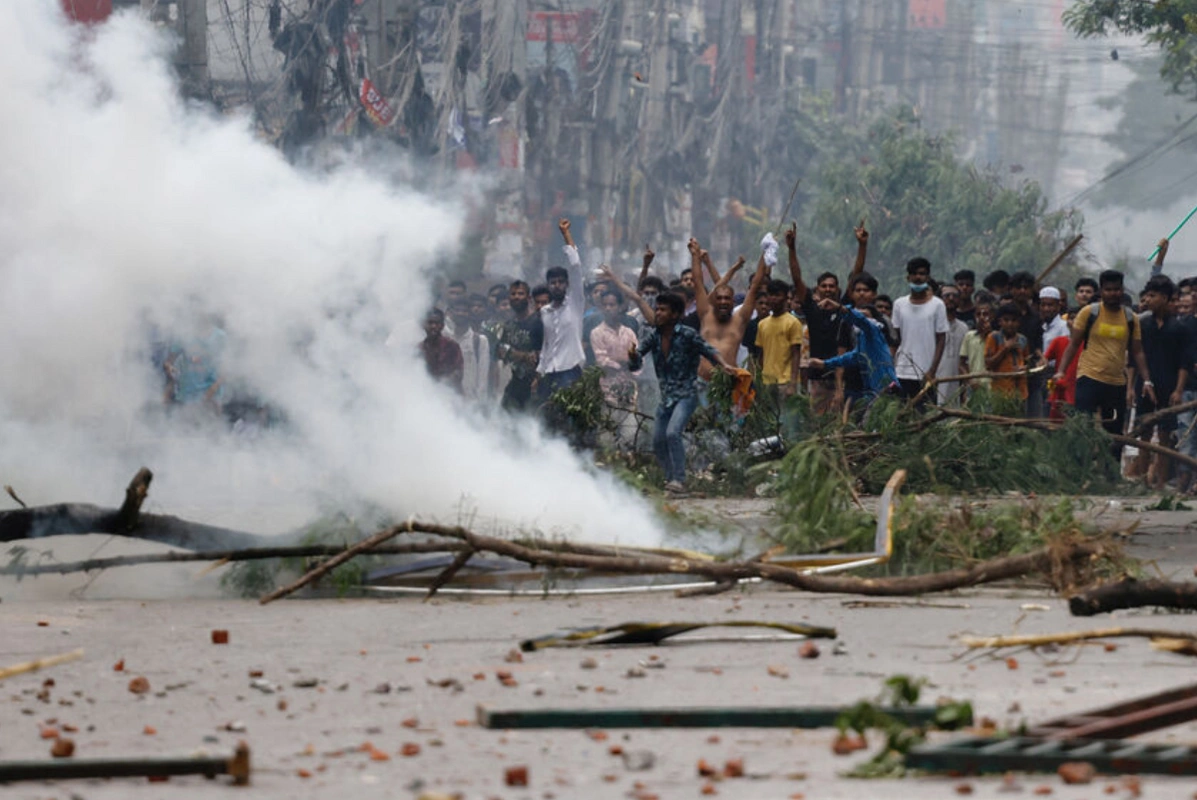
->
[687, 238, 767, 380]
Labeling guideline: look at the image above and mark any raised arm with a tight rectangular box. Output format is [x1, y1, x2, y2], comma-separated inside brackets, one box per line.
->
[1152, 237, 1169, 277]
[735, 254, 768, 323]
[701, 250, 722, 285]
[785, 223, 809, 304]
[689, 238, 710, 317]
[849, 219, 869, 281]
[597, 265, 655, 325]
[637, 244, 655, 289]
[713, 254, 746, 291]
[559, 218, 585, 312]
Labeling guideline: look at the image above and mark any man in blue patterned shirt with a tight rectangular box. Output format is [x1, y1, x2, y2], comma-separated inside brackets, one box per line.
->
[628, 291, 738, 493]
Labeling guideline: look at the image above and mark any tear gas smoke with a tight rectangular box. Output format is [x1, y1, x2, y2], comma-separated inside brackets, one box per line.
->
[0, 2, 660, 545]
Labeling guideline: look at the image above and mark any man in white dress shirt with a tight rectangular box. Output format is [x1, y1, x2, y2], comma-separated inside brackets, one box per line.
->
[535, 217, 587, 405]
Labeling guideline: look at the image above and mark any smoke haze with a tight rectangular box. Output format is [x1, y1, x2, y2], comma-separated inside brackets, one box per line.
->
[0, 2, 660, 545]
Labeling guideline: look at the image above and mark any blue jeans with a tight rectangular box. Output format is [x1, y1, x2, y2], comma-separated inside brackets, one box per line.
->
[654, 395, 699, 484]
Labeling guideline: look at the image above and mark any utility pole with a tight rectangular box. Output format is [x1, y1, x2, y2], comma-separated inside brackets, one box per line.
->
[176, 0, 209, 96]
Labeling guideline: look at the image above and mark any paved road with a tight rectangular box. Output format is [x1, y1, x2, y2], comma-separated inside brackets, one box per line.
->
[2, 496, 1196, 799]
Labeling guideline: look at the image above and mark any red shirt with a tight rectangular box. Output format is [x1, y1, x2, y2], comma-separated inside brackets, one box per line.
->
[421, 336, 463, 392]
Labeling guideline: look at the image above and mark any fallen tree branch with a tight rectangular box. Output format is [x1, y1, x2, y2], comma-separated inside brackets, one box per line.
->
[0, 542, 471, 577]
[1131, 396, 1197, 434]
[1070, 577, 1197, 616]
[261, 515, 1109, 602]
[960, 627, 1197, 649]
[258, 520, 418, 604]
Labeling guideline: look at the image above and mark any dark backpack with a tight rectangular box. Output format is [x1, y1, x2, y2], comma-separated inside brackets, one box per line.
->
[1081, 302, 1136, 345]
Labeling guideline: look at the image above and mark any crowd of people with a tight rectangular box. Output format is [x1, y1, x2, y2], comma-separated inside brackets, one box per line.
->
[418, 220, 1194, 494]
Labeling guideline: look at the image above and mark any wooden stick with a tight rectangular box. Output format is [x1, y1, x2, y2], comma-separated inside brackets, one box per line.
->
[960, 628, 1197, 649]
[5, 485, 27, 509]
[115, 468, 152, 531]
[1036, 233, 1084, 285]
[0, 649, 84, 681]
[423, 548, 474, 601]
[1131, 396, 1197, 433]
[258, 520, 417, 604]
[773, 177, 802, 234]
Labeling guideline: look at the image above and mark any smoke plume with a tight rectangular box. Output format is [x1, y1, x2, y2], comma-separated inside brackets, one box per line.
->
[0, 2, 660, 545]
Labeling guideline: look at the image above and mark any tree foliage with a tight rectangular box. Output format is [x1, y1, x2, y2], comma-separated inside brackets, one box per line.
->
[798, 108, 1082, 293]
[1064, 0, 1197, 97]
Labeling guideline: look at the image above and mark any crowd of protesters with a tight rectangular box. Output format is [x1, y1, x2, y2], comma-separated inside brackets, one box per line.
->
[411, 219, 1196, 494]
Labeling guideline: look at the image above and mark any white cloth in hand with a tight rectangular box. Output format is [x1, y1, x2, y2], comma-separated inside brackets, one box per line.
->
[760, 232, 778, 267]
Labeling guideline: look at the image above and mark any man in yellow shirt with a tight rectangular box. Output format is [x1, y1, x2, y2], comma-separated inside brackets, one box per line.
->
[757, 278, 804, 397]
[1053, 270, 1156, 449]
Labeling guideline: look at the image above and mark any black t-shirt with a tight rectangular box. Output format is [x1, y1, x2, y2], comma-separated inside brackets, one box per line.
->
[681, 311, 701, 331]
[956, 307, 976, 329]
[801, 292, 852, 379]
[743, 317, 762, 363]
[1180, 316, 1197, 391]
[1140, 311, 1191, 397]
[497, 313, 545, 382]
[1017, 304, 1043, 356]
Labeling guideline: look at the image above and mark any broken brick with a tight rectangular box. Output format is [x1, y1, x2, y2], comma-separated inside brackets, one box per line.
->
[401, 717, 419, 728]
[400, 743, 421, 757]
[39, 726, 59, 739]
[1006, 657, 1019, 670]
[954, 784, 973, 795]
[297, 768, 312, 779]
[504, 765, 529, 787]
[127, 676, 150, 695]
[143, 725, 157, 736]
[832, 732, 868, 755]
[798, 641, 820, 659]
[723, 758, 744, 778]
[210, 630, 229, 645]
[697, 759, 718, 777]
[1057, 762, 1095, 785]
[113, 658, 125, 672]
[1031, 786, 1052, 796]
[50, 738, 75, 758]
[700, 782, 718, 795]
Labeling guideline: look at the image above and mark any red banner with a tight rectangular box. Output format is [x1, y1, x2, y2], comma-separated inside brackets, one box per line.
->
[61, 0, 112, 23]
[359, 79, 395, 127]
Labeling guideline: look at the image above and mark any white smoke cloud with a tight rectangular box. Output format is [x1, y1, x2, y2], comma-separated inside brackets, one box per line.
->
[0, 2, 661, 545]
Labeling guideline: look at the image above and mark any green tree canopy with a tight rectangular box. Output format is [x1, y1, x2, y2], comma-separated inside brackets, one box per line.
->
[798, 109, 1082, 294]
[1064, 0, 1197, 97]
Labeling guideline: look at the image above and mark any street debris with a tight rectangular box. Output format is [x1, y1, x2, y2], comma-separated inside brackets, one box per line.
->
[476, 703, 948, 730]
[210, 629, 229, 644]
[906, 735, 1197, 776]
[1070, 577, 1197, 616]
[520, 620, 837, 651]
[0, 648, 83, 681]
[0, 742, 250, 785]
[960, 627, 1197, 654]
[127, 676, 150, 694]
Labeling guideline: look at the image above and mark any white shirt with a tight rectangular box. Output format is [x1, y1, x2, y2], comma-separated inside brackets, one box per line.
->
[936, 318, 970, 405]
[538, 244, 586, 374]
[450, 325, 492, 401]
[892, 294, 950, 381]
[1043, 314, 1070, 357]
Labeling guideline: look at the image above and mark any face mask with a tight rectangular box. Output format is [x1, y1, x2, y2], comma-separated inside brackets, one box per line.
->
[909, 282, 929, 292]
